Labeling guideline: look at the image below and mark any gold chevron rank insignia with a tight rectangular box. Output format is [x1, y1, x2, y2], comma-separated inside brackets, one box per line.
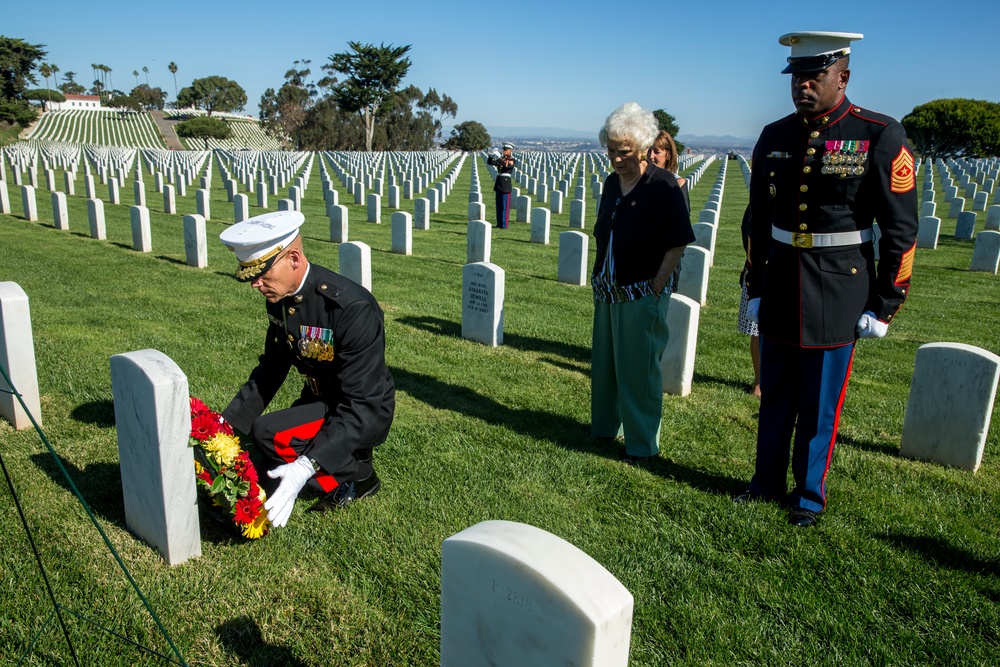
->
[890, 146, 915, 193]
[896, 244, 915, 284]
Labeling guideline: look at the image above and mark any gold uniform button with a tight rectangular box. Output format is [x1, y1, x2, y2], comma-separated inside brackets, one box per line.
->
[287, 334, 294, 341]
[851, 267, 858, 275]
[799, 203, 808, 211]
[807, 148, 816, 155]
[320, 284, 328, 291]
[810, 131, 820, 138]
[803, 166, 812, 174]
[770, 171, 775, 177]
[288, 307, 296, 315]
[799, 223, 808, 231]
[800, 185, 808, 192]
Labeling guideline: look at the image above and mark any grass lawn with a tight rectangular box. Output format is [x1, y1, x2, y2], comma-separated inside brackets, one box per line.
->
[1, 150, 999, 666]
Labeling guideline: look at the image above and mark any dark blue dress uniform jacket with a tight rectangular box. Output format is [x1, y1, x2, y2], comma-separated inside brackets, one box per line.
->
[746, 96, 919, 347]
[487, 155, 515, 193]
[222, 265, 395, 474]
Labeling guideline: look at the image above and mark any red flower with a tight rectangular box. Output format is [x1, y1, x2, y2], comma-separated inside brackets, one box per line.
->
[197, 469, 213, 485]
[191, 412, 221, 441]
[219, 419, 234, 436]
[189, 396, 210, 415]
[233, 496, 262, 524]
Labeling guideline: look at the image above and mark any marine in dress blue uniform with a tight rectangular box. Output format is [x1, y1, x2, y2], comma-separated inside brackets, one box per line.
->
[487, 143, 515, 228]
[219, 212, 395, 527]
[740, 32, 918, 526]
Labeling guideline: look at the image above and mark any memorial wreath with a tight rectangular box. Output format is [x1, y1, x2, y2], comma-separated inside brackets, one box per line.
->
[188, 396, 270, 539]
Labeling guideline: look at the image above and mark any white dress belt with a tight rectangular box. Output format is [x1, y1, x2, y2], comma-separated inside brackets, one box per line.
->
[772, 225, 874, 249]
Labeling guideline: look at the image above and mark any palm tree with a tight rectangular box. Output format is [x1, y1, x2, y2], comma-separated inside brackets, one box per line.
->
[91, 63, 98, 85]
[133, 70, 140, 87]
[39, 63, 53, 110]
[142, 66, 149, 85]
[168, 61, 178, 99]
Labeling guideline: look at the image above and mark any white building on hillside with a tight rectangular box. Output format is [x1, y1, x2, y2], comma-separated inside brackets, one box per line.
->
[49, 94, 104, 111]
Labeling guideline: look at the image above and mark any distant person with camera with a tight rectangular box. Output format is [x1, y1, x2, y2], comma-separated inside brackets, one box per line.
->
[487, 142, 516, 228]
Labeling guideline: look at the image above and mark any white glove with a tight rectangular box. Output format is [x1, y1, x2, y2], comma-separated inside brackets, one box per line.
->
[263, 455, 314, 528]
[856, 311, 889, 339]
[746, 297, 760, 325]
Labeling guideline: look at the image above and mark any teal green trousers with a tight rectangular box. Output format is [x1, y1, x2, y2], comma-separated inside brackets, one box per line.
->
[591, 293, 671, 457]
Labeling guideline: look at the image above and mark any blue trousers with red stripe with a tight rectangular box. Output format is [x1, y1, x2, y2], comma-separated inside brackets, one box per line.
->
[749, 337, 855, 512]
[495, 191, 511, 228]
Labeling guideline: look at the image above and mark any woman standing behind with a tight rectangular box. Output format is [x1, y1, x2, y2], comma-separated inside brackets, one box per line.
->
[647, 130, 689, 212]
[648, 129, 689, 291]
[591, 103, 695, 464]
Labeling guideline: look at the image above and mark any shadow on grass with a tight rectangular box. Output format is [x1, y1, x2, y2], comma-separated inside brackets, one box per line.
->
[71, 399, 115, 427]
[391, 366, 743, 497]
[29, 452, 250, 546]
[30, 453, 126, 525]
[693, 371, 754, 394]
[396, 315, 590, 362]
[878, 532, 1000, 580]
[155, 254, 187, 266]
[216, 616, 308, 667]
[836, 431, 899, 457]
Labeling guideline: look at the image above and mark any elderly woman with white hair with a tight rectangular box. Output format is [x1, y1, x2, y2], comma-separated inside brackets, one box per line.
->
[591, 102, 695, 464]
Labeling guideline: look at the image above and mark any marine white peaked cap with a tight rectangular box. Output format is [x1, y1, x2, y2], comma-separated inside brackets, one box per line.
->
[778, 31, 863, 73]
[219, 210, 305, 281]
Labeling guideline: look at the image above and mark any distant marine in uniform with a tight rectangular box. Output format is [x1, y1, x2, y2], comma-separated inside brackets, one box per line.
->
[487, 142, 516, 228]
[737, 31, 919, 527]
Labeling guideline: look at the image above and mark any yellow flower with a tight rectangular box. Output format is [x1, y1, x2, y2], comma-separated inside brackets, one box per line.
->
[203, 432, 242, 466]
[194, 460, 204, 474]
[241, 508, 270, 539]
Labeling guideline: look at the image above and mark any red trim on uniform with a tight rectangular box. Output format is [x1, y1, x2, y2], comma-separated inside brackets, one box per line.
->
[819, 347, 855, 508]
[848, 108, 888, 127]
[810, 97, 852, 127]
[273, 419, 338, 492]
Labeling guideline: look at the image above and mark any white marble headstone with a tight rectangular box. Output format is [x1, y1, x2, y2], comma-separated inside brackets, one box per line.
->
[955, 211, 976, 240]
[234, 193, 249, 223]
[900, 342, 999, 472]
[109, 349, 200, 565]
[462, 262, 504, 347]
[530, 208, 550, 245]
[467, 220, 492, 264]
[414, 198, 430, 230]
[339, 241, 372, 292]
[441, 520, 633, 667]
[391, 211, 412, 255]
[130, 205, 152, 253]
[970, 230, 1000, 274]
[570, 199, 586, 229]
[87, 198, 106, 240]
[676, 247, 710, 306]
[183, 214, 208, 268]
[51, 191, 69, 230]
[557, 231, 588, 285]
[21, 185, 38, 221]
[660, 293, 700, 396]
[0, 282, 42, 429]
[329, 204, 348, 243]
[367, 193, 382, 223]
[197, 188, 211, 220]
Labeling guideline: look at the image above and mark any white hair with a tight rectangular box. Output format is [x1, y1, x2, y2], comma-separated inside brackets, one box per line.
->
[599, 102, 659, 151]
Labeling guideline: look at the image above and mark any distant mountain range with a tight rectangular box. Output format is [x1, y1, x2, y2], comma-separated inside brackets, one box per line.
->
[678, 134, 756, 148]
[488, 126, 595, 139]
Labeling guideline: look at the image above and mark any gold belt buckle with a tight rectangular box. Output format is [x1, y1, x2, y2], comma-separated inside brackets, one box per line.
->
[792, 232, 813, 248]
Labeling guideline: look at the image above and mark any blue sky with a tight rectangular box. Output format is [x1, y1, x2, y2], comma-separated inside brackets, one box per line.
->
[7, 0, 1000, 140]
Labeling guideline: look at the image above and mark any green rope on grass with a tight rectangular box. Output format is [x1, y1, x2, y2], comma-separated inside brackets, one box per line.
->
[0, 363, 189, 667]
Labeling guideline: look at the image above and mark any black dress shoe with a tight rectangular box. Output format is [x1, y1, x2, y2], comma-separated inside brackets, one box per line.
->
[307, 469, 381, 513]
[734, 491, 765, 504]
[788, 507, 819, 527]
[619, 454, 653, 466]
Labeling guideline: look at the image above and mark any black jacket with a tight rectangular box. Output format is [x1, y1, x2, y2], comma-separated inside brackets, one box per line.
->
[747, 96, 918, 347]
